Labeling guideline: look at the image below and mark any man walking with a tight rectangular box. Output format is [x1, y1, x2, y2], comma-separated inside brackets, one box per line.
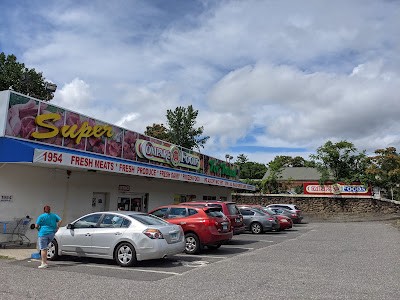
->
[35, 205, 62, 269]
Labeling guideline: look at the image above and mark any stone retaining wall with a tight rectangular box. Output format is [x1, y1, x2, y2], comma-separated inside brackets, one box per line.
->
[232, 193, 400, 218]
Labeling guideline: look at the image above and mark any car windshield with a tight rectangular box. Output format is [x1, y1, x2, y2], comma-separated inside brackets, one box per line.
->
[227, 203, 240, 215]
[129, 214, 169, 225]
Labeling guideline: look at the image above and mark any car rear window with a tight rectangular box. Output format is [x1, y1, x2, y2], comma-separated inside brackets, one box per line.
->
[227, 203, 240, 215]
[205, 208, 225, 218]
[263, 207, 275, 215]
[206, 203, 222, 209]
[129, 214, 169, 225]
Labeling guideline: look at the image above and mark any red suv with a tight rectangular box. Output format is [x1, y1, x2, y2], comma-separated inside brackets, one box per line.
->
[149, 205, 233, 254]
[181, 201, 245, 235]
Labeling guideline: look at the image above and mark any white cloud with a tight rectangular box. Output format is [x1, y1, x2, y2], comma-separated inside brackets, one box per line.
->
[2, 0, 400, 164]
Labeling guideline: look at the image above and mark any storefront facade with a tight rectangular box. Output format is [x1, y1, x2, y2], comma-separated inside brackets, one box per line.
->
[0, 90, 254, 243]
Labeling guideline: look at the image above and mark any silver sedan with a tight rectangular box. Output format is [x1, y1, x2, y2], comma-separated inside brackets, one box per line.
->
[238, 207, 280, 234]
[47, 211, 185, 267]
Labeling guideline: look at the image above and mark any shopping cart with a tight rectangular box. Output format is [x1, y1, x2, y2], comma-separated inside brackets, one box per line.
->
[0, 216, 32, 248]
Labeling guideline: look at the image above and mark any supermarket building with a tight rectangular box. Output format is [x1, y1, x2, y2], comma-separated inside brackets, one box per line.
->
[0, 90, 254, 243]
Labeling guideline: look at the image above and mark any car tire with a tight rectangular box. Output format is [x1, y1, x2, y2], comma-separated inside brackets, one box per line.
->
[47, 239, 59, 261]
[185, 233, 202, 254]
[115, 242, 137, 267]
[207, 244, 221, 250]
[250, 222, 263, 234]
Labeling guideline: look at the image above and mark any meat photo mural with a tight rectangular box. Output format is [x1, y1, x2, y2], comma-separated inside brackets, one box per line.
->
[5, 93, 39, 140]
[122, 130, 138, 161]
[63, 112, 88, 150]
[86, 118, 106, 155]
[106, 125, 122, 158]
[37, 102, 65, 146]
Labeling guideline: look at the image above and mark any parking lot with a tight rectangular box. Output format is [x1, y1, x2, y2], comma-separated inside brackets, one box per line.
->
[9, 223, 312, 281]
[1, 220, 400, 300]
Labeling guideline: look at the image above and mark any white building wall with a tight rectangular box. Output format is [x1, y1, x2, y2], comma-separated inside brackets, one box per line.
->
[0, 163, 231, 243]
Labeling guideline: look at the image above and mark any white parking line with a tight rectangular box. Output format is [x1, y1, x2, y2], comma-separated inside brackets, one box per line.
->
[256, 240, 274, 243]
[174, 254, 228, 259]
[84, 264, 182, 275]
[221, 245, 254, 250]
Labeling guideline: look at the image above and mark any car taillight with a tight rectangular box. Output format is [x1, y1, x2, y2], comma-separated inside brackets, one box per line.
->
[143, 228, 164, 239]
[268, 217, 274, 221]
[203, 218, 219, 226]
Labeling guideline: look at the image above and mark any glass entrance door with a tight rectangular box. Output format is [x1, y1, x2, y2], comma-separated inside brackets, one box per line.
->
[118, 194, 148, 212]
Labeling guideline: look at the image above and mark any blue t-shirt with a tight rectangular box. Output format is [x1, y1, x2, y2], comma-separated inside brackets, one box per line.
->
[36, 213, 61, 237]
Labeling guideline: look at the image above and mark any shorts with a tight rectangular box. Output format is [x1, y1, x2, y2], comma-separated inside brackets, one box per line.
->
[38, 234, 55, 250]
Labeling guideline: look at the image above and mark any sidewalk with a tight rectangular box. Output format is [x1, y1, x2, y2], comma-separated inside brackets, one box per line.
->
[0, 245, 38, 260]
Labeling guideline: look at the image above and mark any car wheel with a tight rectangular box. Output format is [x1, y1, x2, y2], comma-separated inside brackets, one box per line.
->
[250, 222, 263, 234]
[207, 244, 221, 250]
[185, 233, 201, 254]
[115, 242, 137, 267]
[47, 239, 59, 261]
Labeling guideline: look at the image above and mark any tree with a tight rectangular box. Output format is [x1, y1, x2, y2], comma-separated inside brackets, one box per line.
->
[366, 147, 400, 200]
[0, 52, 55, 101]
[234, 154, 267, 179]
[309, 140, 368, 183]
[144, 123, 170, 142]
[266, 155, 316, 168]
[260, 158, 284, 193]
[168, 105, 210, 149]
[235, 154, 249, 165]
[239, 161, 267, 179]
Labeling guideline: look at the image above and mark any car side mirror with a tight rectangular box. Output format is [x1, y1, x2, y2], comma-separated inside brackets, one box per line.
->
[67, 223, 74, 229]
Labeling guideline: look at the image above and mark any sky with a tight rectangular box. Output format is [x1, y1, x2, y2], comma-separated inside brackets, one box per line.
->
[1, 0, 399, 165]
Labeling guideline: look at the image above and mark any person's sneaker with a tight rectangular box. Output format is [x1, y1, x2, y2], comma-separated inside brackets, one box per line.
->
[38, 263, 48, 269]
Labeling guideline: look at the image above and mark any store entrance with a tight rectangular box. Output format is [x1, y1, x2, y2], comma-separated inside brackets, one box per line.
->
[118, 193, 148, 212]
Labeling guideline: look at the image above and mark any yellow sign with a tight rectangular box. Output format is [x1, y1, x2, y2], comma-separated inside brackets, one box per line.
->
[31, 113, 113, 144]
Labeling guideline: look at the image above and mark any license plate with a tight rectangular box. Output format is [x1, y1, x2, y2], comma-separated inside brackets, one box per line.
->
[170, 232, 178, 241]
[235, 218, 241, 223]
[222, 224, 227, 231]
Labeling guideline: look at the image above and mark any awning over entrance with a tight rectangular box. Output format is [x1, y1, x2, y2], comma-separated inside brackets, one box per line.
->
[0, 137, 255, 191]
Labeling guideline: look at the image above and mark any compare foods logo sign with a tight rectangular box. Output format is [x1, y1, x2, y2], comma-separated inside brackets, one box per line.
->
[304, 182, 371, 195]
[135, 139, 200, 170]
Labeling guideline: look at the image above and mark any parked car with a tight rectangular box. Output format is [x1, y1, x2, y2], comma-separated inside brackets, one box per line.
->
[266, 207, 293, 219]
[149, 205, 233, 254]
[261, 207, 293, 230]
[238, 207, 280, 234]
[46, 211, 185, 267]
[181, 201, 245, 235]
[266, 204, 303, 223]
[237, 204, 292, 231]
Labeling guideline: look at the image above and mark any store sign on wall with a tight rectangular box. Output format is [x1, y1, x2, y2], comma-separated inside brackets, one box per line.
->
[32, 149, 255, 191]
[118, 185, 130, 192]
[3, 92, 243, 178]
[303, 182, 371, 196]
[1, 195, 13, 202]
[32, 113, 114, 144]
[135, 139, 200, 170]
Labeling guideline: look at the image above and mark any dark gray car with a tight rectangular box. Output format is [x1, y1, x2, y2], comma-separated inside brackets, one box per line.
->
[238, 207, 280, 234]
[266, 207, 293, 219]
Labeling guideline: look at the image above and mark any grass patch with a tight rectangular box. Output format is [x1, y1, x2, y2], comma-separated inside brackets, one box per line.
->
[0, 255, 12, 259]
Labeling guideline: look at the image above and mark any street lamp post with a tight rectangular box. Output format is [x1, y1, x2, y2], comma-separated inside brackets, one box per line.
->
[45, 82, 57, 101]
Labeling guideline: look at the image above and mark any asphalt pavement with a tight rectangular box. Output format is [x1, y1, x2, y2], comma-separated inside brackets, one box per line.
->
[0, 221, 399, 300]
